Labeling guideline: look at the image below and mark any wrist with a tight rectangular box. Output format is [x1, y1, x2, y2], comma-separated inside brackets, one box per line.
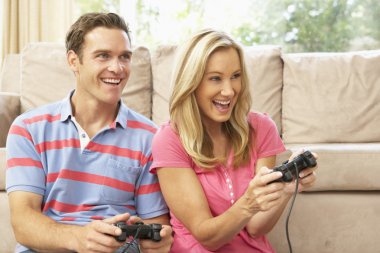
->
[234, 195, 260, 218]
[64, 224, 82, 252]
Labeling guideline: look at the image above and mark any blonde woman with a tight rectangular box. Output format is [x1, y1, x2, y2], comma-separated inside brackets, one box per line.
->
[150, 29, 317, 252]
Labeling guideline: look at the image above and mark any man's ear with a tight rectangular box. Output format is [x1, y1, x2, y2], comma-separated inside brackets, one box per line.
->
[67, 50, 80, 72]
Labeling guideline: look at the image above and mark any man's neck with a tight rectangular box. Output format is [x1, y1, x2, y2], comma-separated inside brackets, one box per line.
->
[71, 94, 119, 138]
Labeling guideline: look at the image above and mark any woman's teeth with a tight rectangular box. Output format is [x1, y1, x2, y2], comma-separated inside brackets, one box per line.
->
[213, 100, 231, 108]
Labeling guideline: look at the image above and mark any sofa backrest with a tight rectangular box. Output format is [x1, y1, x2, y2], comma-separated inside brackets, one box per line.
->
[151, 44, 284, 132]
[281, 50, 380, 143]
[6, 42, 153, 119]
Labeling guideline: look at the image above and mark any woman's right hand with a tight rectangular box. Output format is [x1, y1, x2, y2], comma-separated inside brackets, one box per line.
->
[241, 167, 285, 215]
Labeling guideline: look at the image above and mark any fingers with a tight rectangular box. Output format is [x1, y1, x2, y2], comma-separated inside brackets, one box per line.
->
[289, 149, 305, 161]
[139, 225, 173, 253]
[255, 166, 283, 185]
[242, 167, 286, 213]
[160, 225, 173, 238]
[89, 220, 121, 237]
[103, 212, 131, 225]
[128, 215, 143, 225]
[78, 220, 124, 252]
[289, 149, 318, 163]
[299, 171, 317, 189]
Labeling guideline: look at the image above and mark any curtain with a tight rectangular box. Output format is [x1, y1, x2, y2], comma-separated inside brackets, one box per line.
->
[1, 0, 76, 66]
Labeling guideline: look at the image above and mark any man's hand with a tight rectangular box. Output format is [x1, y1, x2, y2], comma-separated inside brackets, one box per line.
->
[139, 225, 173, 253]
[73, 213, 130, 253]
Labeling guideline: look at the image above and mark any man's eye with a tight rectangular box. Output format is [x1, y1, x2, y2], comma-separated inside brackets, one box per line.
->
[98, 53, 109, 59]
[120, 54, 131, 61]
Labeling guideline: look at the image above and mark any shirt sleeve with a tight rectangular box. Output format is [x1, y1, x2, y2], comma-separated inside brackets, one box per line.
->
[250, 112, 286, 159]
[150, 123, 193, 174]
[135, 157, 169, 219]
[6, 116, 46, 195]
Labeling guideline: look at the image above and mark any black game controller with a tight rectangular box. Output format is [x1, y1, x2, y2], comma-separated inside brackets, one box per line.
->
[114, 221, 162, 242]
[270, 150, 317, 183]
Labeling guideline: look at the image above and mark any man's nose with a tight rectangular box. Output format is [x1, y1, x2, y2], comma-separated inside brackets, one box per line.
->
[108, 59, 125, 73]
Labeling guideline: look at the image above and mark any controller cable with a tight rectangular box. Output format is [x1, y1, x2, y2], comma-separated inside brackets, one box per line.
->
[121, 226, 142, 253]
[285, 163, 299, 253]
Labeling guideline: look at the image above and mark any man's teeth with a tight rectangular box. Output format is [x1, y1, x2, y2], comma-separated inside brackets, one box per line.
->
[103, 78, 121, 84]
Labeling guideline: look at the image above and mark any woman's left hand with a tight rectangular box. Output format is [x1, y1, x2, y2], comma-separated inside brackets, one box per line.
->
[284, 150, 318, 193]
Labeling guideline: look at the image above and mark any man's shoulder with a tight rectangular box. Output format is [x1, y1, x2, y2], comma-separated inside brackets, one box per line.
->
[121, 105, 158, 134]
[14, 100, 65, 125]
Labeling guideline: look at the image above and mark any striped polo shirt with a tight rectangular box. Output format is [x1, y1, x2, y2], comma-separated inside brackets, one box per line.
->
[6, 91, 168, 225]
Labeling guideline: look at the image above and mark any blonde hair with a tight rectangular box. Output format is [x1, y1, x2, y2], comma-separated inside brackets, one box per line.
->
[169, 29, 253, 169]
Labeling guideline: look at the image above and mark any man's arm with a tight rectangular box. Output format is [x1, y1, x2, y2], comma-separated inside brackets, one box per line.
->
[9, 191, 127, 253]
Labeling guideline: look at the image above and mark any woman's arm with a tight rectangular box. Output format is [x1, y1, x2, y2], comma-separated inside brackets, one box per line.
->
[246, 152, 318, 237]
[157, 166, 284, 251]
[245, 156, 292, 237]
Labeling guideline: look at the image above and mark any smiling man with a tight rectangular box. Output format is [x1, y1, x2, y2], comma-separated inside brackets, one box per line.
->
[6, 13, 172, 253]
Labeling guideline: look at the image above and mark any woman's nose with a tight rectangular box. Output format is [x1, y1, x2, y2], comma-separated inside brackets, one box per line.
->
[221, 81, 234, 96]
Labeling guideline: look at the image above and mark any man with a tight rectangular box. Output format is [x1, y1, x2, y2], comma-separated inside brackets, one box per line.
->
[6, 13, 172, 253]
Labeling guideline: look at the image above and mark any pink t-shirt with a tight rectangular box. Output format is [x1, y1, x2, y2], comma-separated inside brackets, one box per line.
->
[151, 112, 286, 253]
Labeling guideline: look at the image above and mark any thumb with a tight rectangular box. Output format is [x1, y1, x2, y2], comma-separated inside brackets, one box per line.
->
[257, 166, 272, 176]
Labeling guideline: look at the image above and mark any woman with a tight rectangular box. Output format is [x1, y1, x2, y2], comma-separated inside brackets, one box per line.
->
[150, 29, 317, 252]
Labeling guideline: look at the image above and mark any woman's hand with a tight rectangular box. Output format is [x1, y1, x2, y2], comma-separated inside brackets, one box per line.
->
[241, 166, 286, 214]
[284, 150, 318, 193]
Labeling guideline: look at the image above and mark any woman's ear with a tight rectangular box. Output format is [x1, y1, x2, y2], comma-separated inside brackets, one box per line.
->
[67, 50, 79, 72]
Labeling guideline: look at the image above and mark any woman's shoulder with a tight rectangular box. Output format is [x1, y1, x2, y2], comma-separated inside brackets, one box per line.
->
[247, 111, 276, 129]
[155, 121, 176, 136]
[153, 121, 180, 145]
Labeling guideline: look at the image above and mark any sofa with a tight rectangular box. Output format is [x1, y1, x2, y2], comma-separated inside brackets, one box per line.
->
[1, 42, 380, 253]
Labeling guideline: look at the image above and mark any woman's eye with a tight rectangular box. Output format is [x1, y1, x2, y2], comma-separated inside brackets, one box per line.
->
[232, 73, 241, 79]
[210, 76, 221, 81]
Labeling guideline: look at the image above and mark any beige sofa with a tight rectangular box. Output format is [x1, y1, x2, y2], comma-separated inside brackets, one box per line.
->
[1, 42, 380, 253]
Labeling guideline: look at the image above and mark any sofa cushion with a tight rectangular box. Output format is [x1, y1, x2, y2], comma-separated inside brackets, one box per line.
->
[0, 54, 21, 93]
[282, 50, 380, 143]
[20, 43, 75, 113]
[0, 192, 17, 253]
[151, 45, 177, 125]
[151, 45, 283, 131]
[268, 192, 380, 253]
[244, 46, 283, 133]
[0, 93, 20, 147]
[124, 46, 152, 119]
[20, 43, 152, 118]
[0, 148, 6, 190]
[286, 143, 380, 191]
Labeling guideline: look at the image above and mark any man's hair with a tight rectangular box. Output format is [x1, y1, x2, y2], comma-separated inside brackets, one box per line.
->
[65, 12, 131, 60]
[169, 28, 253, 169]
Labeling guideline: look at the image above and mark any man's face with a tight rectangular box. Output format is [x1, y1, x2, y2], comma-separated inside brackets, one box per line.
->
[68, 27, 132, 106]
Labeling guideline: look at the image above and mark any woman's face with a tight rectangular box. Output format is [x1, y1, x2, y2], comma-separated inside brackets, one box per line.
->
[195, 47, 242, 129]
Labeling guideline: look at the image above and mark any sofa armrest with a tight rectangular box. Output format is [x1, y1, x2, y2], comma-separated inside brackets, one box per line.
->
[0, 92, 21, 147]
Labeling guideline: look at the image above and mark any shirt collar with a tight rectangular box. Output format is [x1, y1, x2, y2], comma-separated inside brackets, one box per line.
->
[59, 90, 74, 122]
[112, 102, 128, 129]
[59, 90, 128, 129]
